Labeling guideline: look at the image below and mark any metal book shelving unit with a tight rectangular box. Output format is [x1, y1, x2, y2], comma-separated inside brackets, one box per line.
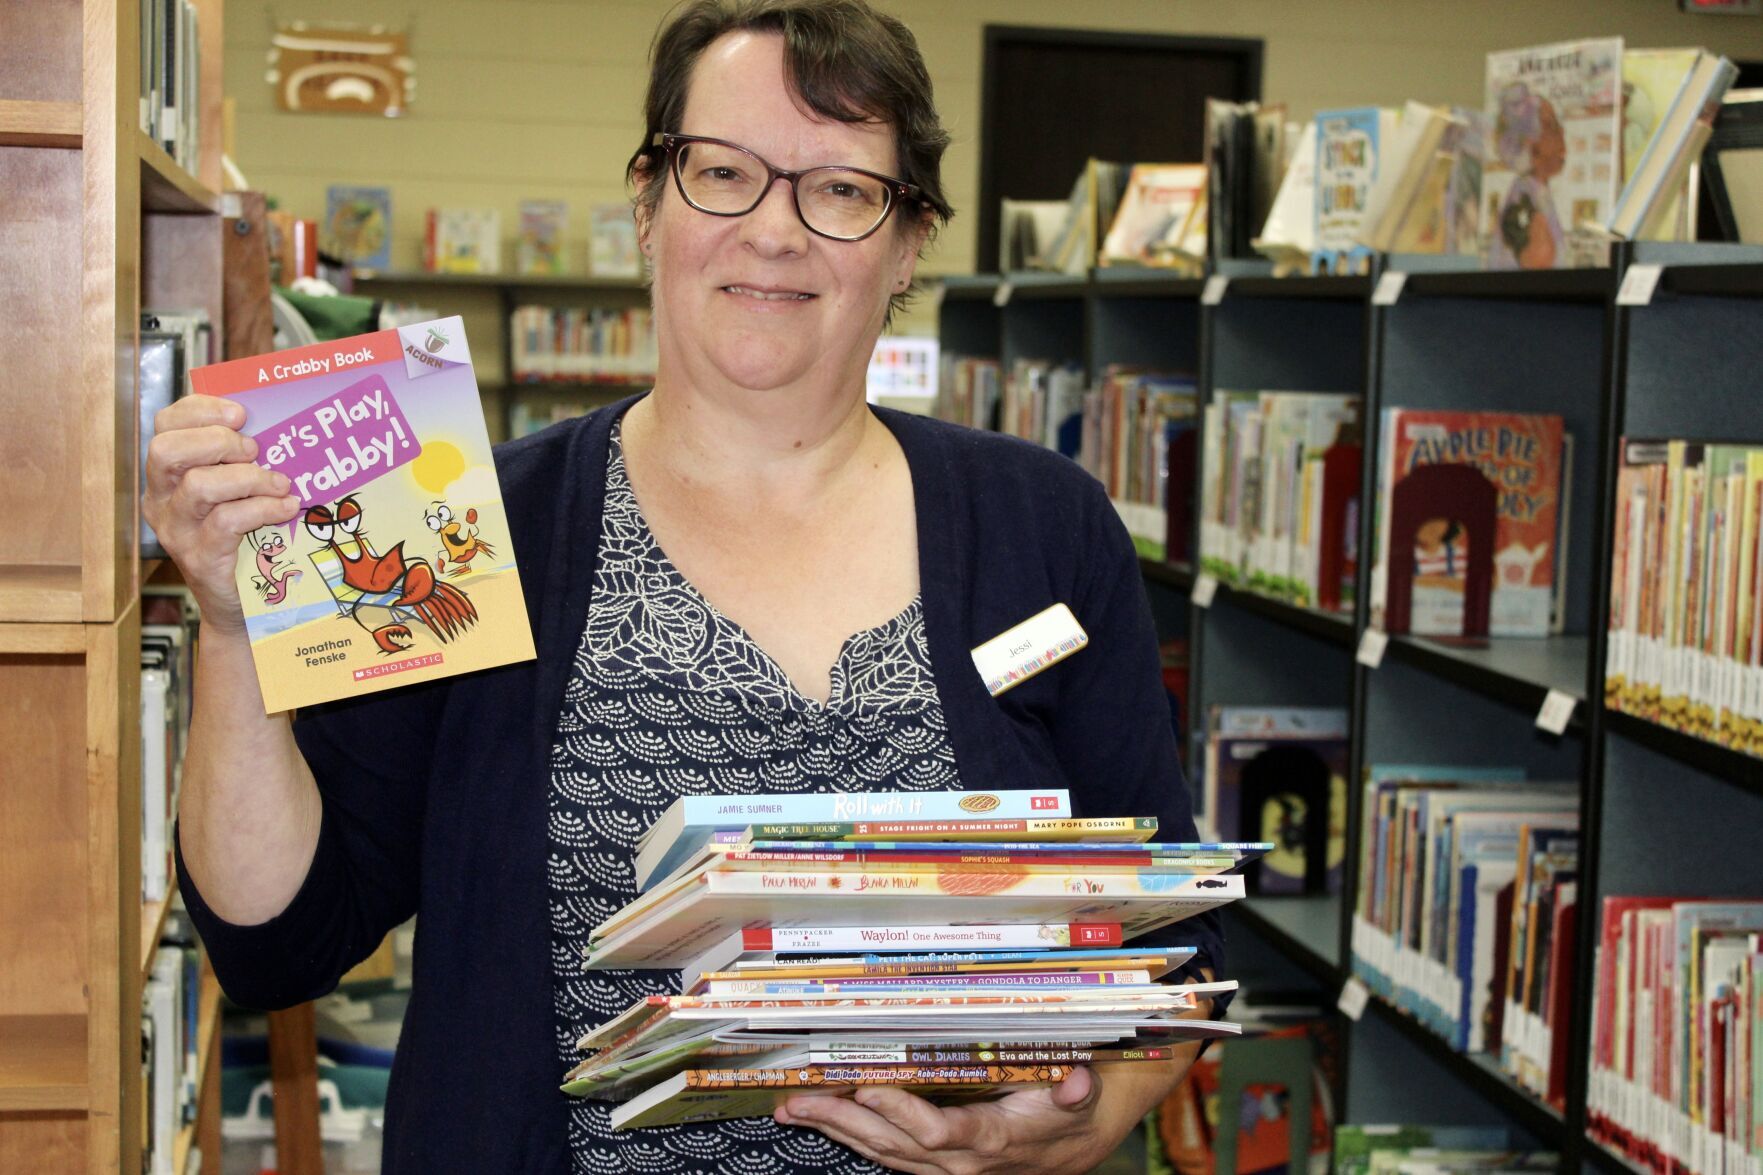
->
[936, 242, 1763, 1171]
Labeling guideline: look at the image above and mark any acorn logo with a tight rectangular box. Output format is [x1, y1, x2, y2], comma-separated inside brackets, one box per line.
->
[424, 326, 451, 353]
[958, 793, 1001, 813]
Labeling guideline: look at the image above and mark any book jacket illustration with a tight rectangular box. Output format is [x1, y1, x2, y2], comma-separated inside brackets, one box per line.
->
[1312, 106, 1384, 273]
[191, 317, 535, 712]
[1374, 410, 1565, 637]
[1484, 38, 1622, 270]
[322, 185, 391, 271]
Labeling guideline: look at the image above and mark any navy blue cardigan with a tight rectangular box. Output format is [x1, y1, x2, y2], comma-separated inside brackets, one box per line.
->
[177, 395, 1224, 1173]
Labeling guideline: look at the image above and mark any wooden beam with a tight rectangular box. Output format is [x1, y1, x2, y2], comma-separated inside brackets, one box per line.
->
[0, 101, 81, 148]
[267, 1004, 323, 1175]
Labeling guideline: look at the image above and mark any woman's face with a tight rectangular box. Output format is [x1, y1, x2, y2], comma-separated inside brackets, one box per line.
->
[638, 31, 927, 396]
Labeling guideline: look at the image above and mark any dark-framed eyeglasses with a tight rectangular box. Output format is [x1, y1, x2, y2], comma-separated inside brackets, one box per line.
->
[650, 132, 921, 242]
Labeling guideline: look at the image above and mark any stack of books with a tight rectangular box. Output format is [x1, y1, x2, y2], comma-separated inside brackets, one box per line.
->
[563, 789, 1264, 1129]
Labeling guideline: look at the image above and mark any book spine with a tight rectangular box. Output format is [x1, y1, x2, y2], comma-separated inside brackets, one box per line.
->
[711, 850, 1231, 872]
[744, 817, 1157, 841]
[741, 923, 1124, 953]
[806, 1046, 1174, 1065]
[701, 970, 1151, 995]
[683, 1063, 1071, 1089]
[681, 790, 1073, 826]
[705, 870, 1242, 900]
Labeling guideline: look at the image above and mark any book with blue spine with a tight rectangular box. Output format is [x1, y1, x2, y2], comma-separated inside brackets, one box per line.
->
[635, 789, 1072, 891]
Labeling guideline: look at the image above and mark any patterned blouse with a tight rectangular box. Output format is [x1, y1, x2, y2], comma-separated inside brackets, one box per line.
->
[548, 422, 961, 1173]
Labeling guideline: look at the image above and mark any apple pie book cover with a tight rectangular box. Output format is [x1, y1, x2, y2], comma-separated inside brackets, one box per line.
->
[191, 317, 536, 713]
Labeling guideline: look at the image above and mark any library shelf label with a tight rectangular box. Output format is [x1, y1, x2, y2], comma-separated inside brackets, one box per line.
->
[1337, 976, 1371, 1021]
[1372, 271, 1408, 306]
[1201, 275, 1229, 306]
[992, 280, 1014, 308]
[1191, 573, 1220, 609]
[1356, 627, 1389, 669]
[1617, 263, 1664, 307]
[1534, 688, 1576, 735]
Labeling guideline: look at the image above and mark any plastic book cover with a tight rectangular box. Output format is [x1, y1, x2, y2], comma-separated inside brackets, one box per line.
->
[1623, 50, 1703, 242]
[1484, 38, 1623, 270]
[516, 199, 568, 276]
[1372, 409, 1566, 637]
[191, 316, 535, 713]
[323, 185, 391, 271]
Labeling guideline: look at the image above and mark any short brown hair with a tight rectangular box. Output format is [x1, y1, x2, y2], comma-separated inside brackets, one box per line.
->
[626, 0, 954, 325]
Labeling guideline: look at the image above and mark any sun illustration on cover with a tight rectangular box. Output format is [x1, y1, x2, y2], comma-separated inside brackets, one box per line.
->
[302, 494, 479, 654]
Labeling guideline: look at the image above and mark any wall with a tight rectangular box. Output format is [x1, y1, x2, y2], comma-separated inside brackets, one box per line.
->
[226, 0, 1763, 333]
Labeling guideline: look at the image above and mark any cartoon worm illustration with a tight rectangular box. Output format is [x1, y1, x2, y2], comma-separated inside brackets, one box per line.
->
[247, 529, 303, 605]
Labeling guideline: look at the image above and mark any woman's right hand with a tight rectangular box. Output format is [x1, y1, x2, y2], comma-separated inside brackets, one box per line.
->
[143, 395, 301, 635]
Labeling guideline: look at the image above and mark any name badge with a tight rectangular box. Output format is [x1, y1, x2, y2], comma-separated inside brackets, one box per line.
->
[971, 603, 1089, 697]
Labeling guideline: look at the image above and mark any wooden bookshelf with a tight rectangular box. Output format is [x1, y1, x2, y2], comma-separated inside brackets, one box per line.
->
[935, 244, 1763, 1169]
[0, 0, 228, 1170]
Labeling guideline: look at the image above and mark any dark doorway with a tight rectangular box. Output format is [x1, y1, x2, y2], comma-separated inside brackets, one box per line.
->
[976, 26, 1264, 272]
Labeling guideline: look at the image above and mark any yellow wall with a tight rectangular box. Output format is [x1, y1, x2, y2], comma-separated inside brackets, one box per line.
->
[227, 0, 1763, 336]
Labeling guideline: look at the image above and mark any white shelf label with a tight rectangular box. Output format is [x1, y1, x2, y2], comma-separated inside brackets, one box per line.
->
[1617, 264, 1664, 307]
[992, 279, 1014, 308]
[1338, 976, 1371, 1021]
[1201, 275, 1230, 306]
[1535, 688, 1577, 735]
[1357, 627, 1389, 669]
[1191, 573, 1219, 609]
[1372, 271, 1408, 306]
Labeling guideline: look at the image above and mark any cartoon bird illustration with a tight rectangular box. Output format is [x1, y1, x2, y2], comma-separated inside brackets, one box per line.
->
[303, 495, 478, 654]
[426, 500, 496, 577]
[247, 529, 303, 605]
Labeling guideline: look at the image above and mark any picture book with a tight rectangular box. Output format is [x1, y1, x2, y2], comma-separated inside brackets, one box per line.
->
[323, 185, 392, 271]
[1201, 706, 1347, 895]
[423, 207, 501, 274]
[1484, 38, 1623, 269]
[1371, 409, 1568, 638]
[1622, 49, 1704, 241]
[517, 198, 568, 275]
[1312, 106, 1396, 273]
[590, 203, 642, 278]
[190, 317, 535, 713]
[1099, 163, 1207, 267]
[634, 789, 1072, 890]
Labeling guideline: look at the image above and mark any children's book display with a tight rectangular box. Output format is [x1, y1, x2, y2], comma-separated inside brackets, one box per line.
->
[1369, 410, 1569, 639]
[1605, 439, 1763, 756]
[1349, 768, 1579, 1103]
[1200, 706, 1347, 895]
[565, 788, 1265, 1128]
[191, 318, 535, 712]
[423, 208, 501, 274]
[1585, 896, 1763, 1175]
[517, 199, 568, 276]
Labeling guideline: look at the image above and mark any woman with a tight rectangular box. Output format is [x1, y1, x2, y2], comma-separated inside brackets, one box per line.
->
[144, 2, 1223, 1171]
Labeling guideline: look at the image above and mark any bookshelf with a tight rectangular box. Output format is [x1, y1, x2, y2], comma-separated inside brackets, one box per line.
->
[936, 243, 1763, 1170]
[350, 271, 655, 442]
[0, 0, 226, 1171]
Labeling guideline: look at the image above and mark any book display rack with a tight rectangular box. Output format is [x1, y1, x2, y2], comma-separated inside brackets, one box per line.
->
[0, 1, 226, 1170]
[938, 242, 1763, 1171]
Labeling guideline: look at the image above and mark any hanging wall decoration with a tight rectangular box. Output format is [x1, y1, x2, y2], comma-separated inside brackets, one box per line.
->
[267, 22, 413, 116]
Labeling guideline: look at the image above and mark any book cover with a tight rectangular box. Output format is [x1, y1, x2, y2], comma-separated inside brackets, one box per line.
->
[517, 199, 568, 275]
[323, 185, 391, 271]
[424, 208, 501, 274]
[190, 317, 535, 713]
[1484, 38, 1623, 270]
[1622, 49, 1703, 241]
[1312, 106, 1393, 273]
[1371, 409, 1567, 637]
[590, 203, 641, 278]
[1100, 163, 1207, 267]
[1203, 706, 1347, 895]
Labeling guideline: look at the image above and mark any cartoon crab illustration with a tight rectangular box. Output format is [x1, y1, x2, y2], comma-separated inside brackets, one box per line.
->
[303, 495, 478, 654]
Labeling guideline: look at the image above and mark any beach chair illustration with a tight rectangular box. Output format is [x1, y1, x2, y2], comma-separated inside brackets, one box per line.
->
[309, 542, 419, 630]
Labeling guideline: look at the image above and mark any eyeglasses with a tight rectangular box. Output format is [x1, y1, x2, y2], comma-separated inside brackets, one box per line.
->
[651, 132, 921, 242]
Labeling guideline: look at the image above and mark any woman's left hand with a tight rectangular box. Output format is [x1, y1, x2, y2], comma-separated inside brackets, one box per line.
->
[775, 1046, 1197, 1175]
